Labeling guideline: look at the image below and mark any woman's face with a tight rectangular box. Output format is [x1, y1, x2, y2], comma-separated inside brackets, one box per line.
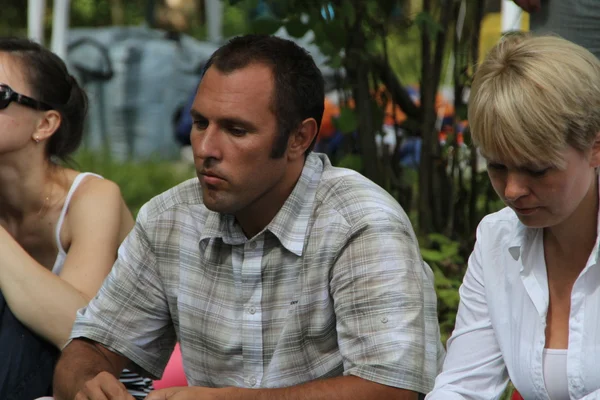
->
[486, 145, 599, 229]
[0, 53, 39, 156]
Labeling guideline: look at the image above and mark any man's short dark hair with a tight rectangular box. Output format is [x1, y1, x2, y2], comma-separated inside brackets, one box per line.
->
[201, 34, 325, 158]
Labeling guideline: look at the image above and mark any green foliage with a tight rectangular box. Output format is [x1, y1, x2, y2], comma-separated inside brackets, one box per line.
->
[71, 150, 195, 217]
[420, 233, 465, 343]
[334, 107, 359, 134]
[414, 11, 444, 38]
[250, 15, 282, 35]
[284, 16, 310, 38]
[222, 3, 251, 38]
[336, 154, 364, 171]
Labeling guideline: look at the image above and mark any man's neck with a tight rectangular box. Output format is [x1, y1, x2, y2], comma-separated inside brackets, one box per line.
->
[235, 159, 305, 239]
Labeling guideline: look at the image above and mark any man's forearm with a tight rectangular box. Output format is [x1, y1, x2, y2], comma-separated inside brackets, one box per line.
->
[53, 338, 125, 400]
[220, 375, 418, 400]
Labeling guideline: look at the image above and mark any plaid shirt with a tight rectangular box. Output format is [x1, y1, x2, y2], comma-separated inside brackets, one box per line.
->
[72, 153, 444, 394]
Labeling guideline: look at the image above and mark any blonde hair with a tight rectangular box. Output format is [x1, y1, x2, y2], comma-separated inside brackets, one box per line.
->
[468, 33, 600, 168]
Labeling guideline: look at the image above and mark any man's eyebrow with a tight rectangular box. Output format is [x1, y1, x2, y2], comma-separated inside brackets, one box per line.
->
[190, 109, 204, 120]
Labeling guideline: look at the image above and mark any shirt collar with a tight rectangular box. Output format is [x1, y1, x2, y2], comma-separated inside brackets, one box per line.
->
[198, 152, 325, 255]
[508, 221, 529, 261]
[199, 211, 247, 246]
[265, 152, 324, 256]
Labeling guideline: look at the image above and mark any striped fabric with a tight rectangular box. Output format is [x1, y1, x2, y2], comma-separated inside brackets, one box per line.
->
[71, 153, 444, 394]
[120, 369, 153, 399]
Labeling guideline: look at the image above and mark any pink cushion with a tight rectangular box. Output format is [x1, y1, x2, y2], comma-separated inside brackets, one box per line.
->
[153, 343, 188, 389]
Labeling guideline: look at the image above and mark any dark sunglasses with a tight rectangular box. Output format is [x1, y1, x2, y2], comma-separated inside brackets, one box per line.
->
[0, 83, 52, 111]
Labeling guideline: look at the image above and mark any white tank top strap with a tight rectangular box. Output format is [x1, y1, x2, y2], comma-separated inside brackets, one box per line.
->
[51, 172, 103, 275]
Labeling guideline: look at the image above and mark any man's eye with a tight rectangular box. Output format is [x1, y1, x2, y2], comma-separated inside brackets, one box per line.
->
[228, 127, 247, 136]
[193, 120, 208, 129]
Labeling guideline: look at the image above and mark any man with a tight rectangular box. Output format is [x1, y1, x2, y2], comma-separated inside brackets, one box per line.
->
[53, 34, 443, 400]
[512, 0, 599, 59]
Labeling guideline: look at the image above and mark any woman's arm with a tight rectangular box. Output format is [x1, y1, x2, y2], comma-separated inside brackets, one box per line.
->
[0, 178, 134, 348]
[426, 224, 509, 400]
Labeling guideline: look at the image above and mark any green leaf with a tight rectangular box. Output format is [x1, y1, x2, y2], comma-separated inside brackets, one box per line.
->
[339, 0, 356, 26]
[428, 232, 453, 245]
[420, 248, 446, 263]
[365, 38, 380, 55]
[334, 106, 358, 134]
[318, 39, 337, 58]
[285, 16, 310, 38]
[337, 154, 363, 171]
[323, 19, 346, 49]
[414, 11, 443, 38]
[327, 54, 344, 69]
[438, 288, 461, 309]
[250, 16, 283, 35]
[311, 19, 328, 45]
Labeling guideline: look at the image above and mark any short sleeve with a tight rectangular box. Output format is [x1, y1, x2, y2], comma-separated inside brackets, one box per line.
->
[69, 204, 176, 379]
[331, 212, 442, 394]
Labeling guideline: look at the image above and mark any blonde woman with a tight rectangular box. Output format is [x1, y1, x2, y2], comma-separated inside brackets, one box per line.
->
[0, 38, 151, 399]
[427, 34, 600, 399]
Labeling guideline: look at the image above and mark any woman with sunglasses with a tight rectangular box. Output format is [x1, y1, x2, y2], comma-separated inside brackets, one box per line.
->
[0, 38, 152, 399]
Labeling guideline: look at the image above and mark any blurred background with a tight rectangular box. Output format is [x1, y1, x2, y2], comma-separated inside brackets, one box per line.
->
[2, 1, 532, 393]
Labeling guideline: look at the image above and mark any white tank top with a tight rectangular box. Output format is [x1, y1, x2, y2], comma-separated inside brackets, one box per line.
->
[543, 348, 569, 400]
[48, 172, 154, 396]
[51, 172, 103, 275]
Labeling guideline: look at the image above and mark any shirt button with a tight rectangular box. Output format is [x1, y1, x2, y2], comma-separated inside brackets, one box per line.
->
[381, 317, 388, 324]
[249, 306, 256, 315]
[249, 241, 257, 249]
[249, 376, 257, 387]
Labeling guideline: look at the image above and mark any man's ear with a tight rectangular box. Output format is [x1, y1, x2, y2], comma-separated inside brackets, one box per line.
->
[287, 118, 318, 161]
[590, 131, 600, 168]
[32, 110, 61, 143]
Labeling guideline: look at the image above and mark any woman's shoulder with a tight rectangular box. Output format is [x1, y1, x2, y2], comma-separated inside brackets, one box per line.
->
[65, 171, 122, 203]
[63, 170, 130, 229]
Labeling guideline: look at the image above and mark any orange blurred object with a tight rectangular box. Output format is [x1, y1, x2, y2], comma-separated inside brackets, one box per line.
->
[318, 97, 340, 140]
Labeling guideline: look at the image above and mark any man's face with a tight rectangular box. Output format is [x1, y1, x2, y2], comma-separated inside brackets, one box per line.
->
[190, 63, 291, 227]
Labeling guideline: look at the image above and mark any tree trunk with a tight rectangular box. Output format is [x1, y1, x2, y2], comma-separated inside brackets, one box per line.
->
[468, 0, 485, 233]
[353, 65, 382, 187]
[344, 5, 383, 187]
[418, 0, 433, 236]
[418, 0, 453, 235]
[109, 0, 125, 25]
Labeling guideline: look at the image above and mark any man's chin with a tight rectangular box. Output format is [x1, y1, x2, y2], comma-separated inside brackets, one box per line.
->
[203, 199, 235, 215]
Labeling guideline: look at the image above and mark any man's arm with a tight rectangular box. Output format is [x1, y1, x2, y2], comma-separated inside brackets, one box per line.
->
[53, 338, 132, 400]
[146, 376, 418, 400]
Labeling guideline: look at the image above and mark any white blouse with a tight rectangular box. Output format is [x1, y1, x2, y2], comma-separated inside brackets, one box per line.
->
[426, 206, 600, 400]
